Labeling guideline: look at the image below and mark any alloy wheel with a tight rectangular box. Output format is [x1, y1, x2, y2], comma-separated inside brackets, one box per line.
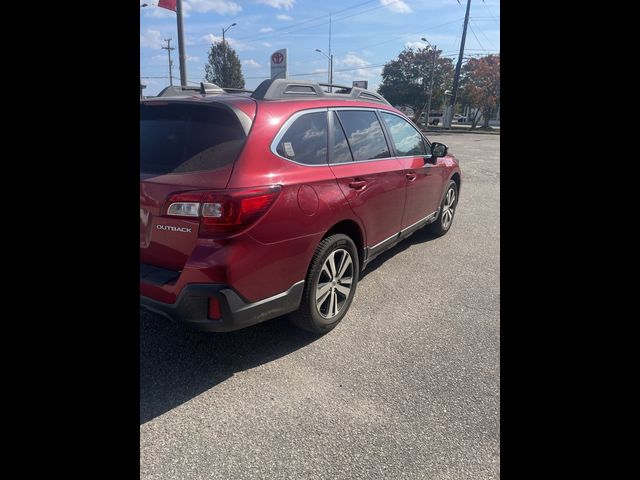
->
[315, 248, 353, 319]
[441, 187, 456, 229]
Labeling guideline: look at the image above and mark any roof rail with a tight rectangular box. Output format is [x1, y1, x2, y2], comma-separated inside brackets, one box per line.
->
[157, 82, 224, 97]
[221, 87, 254, 94]
[250, 79, 390, 105]
[318, 82, 352, 93]
[157, 82, 253, 97]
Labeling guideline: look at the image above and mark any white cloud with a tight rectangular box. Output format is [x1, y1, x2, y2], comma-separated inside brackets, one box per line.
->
[144, 8, 174, 18]
[243, 59, 261, 68]
[184, 0, 242, 15]
[257, 0, 296, 9]
[259, 27, 275, 33]
[187, 56, 201, 62]
[405, 41, 427, 50]
[276, 14, 293, 21]
[261, 42, 273, 47]
[380, 0, 412, 14]
[336, 53, 368, 69]
[140, 29, 164, 49]
[334, 53, 381, 81]
[201, 33, 254, 51]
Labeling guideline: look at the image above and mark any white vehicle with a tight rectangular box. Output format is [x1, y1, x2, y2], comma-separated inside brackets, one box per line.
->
[416, 111, 443, 126]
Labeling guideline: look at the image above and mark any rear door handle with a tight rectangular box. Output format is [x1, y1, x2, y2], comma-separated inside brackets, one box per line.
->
[406, 172, 417, 181]
[348, 180, 368, 190]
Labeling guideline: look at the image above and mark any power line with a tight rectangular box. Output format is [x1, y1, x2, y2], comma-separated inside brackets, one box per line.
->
[481, 1, 501, 27]
[467, 23, 487, 52]
[233, 0, 379, 44]
[189, 0, 408, 48]
[332, 18, 464, 56]
[470, 18, 498, 51]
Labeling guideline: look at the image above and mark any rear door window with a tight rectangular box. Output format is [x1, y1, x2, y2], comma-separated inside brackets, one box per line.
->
[275, 111, 328, 165]
[140, 103, 247, 175]
[335, 110, 390, 162]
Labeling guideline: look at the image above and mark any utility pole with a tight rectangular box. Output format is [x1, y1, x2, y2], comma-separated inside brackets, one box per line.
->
[162, 38, 175, 86]
[444, 0, 471, 128]
[176, 0, 187, 87]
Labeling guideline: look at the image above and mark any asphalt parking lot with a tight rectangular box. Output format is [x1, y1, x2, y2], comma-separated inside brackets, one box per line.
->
[140, 133, 500, 479]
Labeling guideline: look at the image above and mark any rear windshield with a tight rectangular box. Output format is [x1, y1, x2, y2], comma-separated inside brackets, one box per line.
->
[140, 103, 246, 175]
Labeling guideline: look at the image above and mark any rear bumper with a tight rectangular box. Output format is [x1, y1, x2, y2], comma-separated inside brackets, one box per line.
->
[140, 281, 304, 332]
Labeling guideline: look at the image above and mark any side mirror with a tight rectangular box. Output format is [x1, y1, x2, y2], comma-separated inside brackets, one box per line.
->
[431, 142, 448, 158]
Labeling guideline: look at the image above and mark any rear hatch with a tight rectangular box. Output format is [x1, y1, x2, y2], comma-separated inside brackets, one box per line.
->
[140, 99, 254, 271]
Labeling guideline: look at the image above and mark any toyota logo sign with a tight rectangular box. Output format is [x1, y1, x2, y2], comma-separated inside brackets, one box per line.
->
[271, 52, 284, 64]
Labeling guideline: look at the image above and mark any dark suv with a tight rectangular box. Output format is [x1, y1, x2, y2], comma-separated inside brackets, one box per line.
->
[140, 79, 461, 334]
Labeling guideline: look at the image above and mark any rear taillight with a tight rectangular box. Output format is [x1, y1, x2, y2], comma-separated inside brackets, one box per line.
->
[164, 186, 281, 237]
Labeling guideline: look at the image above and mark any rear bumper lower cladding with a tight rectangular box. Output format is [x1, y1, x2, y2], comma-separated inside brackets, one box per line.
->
[140, 281, 304, 332]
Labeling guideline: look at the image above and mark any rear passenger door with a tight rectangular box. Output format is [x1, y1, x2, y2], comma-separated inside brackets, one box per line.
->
[380, 111, 443, 230]
[328, 109, 407, 249]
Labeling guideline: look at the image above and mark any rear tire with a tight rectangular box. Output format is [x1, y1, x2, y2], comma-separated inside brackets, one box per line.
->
[426, 180, 458, 237]
[290, 234, 359, 334]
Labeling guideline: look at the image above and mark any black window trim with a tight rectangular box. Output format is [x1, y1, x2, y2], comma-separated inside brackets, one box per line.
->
[328, 110, 355, 164]
[270, 106, 433, 168]
[328, 107, 396, 165]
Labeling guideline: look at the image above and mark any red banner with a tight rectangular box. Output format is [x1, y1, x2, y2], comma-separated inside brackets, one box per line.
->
[158, 0, 176, 12]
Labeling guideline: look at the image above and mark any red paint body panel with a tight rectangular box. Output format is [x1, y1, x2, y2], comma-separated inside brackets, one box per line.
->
[397, 156, 446, 228]
[329, 159, 406, 246]
[140, 94, 461, 312]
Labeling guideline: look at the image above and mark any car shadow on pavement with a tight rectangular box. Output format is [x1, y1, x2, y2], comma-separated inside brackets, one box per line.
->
[140, 226, 440, 425]
[360, 227, 440, 279]
[140, 312, 319, 425]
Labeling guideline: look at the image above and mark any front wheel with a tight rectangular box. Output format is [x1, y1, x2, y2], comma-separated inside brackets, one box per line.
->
[426, 180, 458, 237]
[289, 234, 359, 334]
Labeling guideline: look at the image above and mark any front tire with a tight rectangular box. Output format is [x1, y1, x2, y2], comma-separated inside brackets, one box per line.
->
[427, 180, 458, 237]
[290, 234, 359, 334]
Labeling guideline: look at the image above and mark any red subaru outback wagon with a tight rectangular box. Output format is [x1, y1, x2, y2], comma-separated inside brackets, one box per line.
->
[140, 79, 461, 334]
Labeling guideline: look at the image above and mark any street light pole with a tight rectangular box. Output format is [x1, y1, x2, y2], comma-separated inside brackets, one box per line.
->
[421, 38, 437, 130]
[315, 49, 333, 92]
[222, 23, 237, 86]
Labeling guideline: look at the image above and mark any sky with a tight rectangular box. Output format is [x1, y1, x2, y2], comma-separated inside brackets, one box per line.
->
[140, 0, 500, 96]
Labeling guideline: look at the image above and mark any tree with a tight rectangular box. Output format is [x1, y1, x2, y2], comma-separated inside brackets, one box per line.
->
[459, 54, 500, 129]
[204, 41, 245, 89]
[378, 47, 454, 123]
